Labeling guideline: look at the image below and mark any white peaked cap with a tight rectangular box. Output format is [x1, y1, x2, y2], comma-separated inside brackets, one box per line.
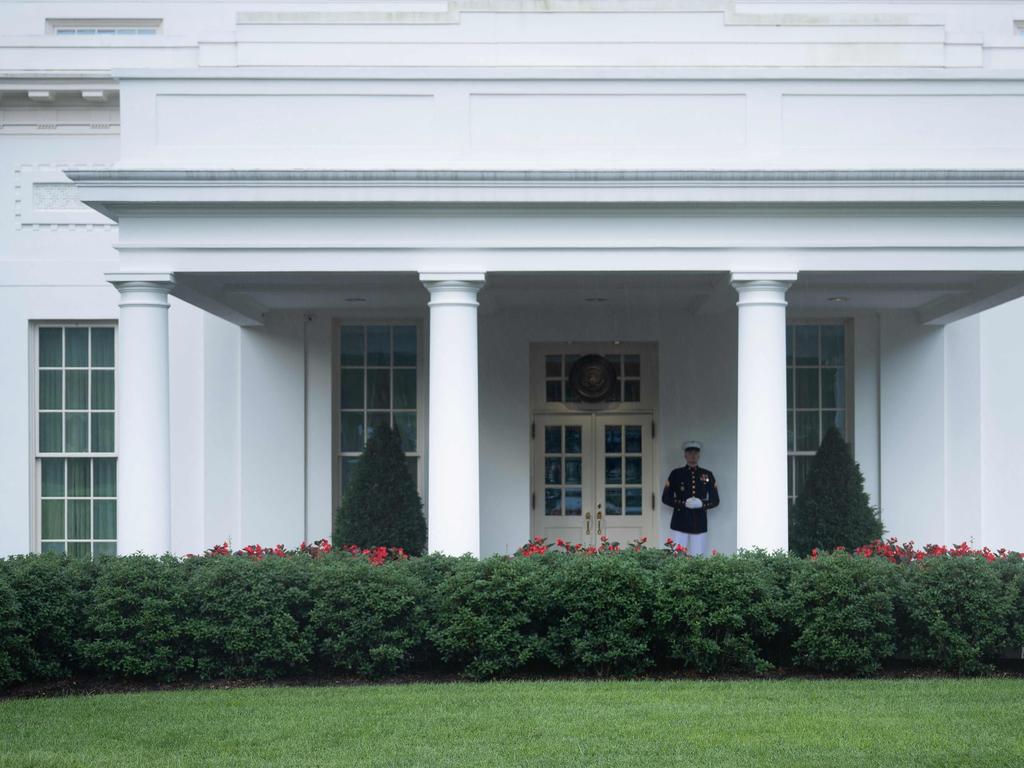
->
[682, 440, 703, 451]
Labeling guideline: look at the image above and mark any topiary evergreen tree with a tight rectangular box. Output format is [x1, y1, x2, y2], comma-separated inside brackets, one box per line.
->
[789, 426, 883, 556]
[333, 424, 427, 555]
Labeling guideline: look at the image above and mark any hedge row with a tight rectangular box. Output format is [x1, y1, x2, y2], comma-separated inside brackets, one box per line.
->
[1, 550, 1023, 688]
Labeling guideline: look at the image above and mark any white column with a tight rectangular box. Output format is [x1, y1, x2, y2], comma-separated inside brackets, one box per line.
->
[731, 272, 797, 553]
[420, 272, 485, 557]
[106, 273, 175, 555]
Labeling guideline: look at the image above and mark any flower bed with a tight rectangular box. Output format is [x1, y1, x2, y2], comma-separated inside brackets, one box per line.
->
[1, 539, 1022, 689]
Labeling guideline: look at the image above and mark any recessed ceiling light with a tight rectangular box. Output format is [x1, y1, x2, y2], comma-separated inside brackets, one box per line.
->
[584, 297, 608, 303]
[344, 297, 367, 303]
[827, 296, 849, 303]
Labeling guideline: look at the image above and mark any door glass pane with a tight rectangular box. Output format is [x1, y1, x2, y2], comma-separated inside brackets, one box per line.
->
[65, 328, 89, 367]
[39, 328, 63, 367]
[625, 426, 642, 454]
[605, 457, 622, 484]
[393, 326, 417, 366]
[394, 412, 417, 452]
[564, 426, 582, 454]
[544, 426, 561, 454]
[795, 411, 820, 452]
[91, 413, 115, 452]
[366, 326, 390, 366]
[625, 488, 643, 516]
[366, 369, 390, 409]
[41, 500, 64, 539]
[41, 459, 64, 497]
[339, 369, 364, 409]
[93, 500, 116, 539]
[340, 326, 364, 366]
[91, 327, 115, 366]
[545, 458, 562, 485]
[39, 414, 62, 453]
[39, 370, 62, 410]
[67, 500, 90, 539]
[341, 412, 364, 451]
[91, 370, 115, 410]
[564, 457, 582, 485]
[625, 456, 643, 485]
[544, 488, 562, 516]
[821, 368, 844, 409]
[93, 459, 116, 497]
[65, 370, 88, 410]
[604, 425, 622, 453]
[794, 368, 819, 409]
[564, 488, 582, 516]
[605, 487, 622, 515]
[820, 325, 845, 365]
[393, 369, 416, 409]
[65, 413, 89, 452]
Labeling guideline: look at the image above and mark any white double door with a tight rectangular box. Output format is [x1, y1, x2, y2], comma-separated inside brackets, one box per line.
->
[532, 413, 655, 548]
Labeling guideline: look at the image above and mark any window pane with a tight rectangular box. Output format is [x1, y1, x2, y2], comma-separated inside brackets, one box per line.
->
[340, 457, 361, 497]
[94, 542, 116, 557]
[795, 411, 820, 452]
[625, 488, 643, 516]
[65, 370, 88, 410]
[41, 500, 64, 539]
[820, 325, 845, 366]
[91, 370, 115, 410]
[340, 412, 364, 452]
[793, 455, 815, 497]
[393, 369, 416, 410]
[91, 413, 115, 452]
[39, 328, 63, 367]
[545, 356, 561, 378]
[367, 411, 390, 440]
[339, 369, 364, 409]
[41, 542, 65, 555]
[65, 413, 89, 452]
[39, 413, 62, 453]
[366, 326, 390, 366]
[605, 487, 622, 515]
[786, 325, 794, 365]
[823, 410, 846, 439]
[39, 370, 62, 410]
[393, 326, 417, 367]
[545, 381, 562, 402]
[67, 459, 91, 497]
[623, 380, 641, 402]
[93, 458, 116, 497]
[394, 412, 417, 453]
[624, 355, 640, 377]
[366, 369, 390, 409]
[793, 325, 819, 366]
[340, 326, 364, 366]
[405, 456, 418, 486]
[67, 500, 91, 539]
[93, 500, 116, 539]
[41, 459, 64, 497]
[794, 368, 819, 409]
[91, 327, 115, 366]
[821, 368, 845, 409]
[67, 542, 91, 559]
[787, 369, 793, 409]
[66, 328, 89, 367]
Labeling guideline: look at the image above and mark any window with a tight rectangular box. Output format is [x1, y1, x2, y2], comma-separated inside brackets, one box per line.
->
[337, 323, 421, 500]
[544, 353, 641, 403]
[787, 322, 849, 508]
[48, 19, 161, 36]
[36, 325, 117, 557]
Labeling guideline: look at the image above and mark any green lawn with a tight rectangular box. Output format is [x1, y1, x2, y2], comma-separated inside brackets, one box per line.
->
[1, 679, 1022, 767]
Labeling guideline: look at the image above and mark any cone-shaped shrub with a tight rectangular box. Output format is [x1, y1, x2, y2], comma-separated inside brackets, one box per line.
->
[333, 424, 427, 555]
[789, 426, 883, 556]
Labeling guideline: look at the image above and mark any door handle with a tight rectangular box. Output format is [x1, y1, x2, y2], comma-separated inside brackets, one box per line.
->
[596, 504, 603, 535]
[585, 510, 592, 535]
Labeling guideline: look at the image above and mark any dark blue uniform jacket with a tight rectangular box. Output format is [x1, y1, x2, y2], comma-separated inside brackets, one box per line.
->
[662, 465, 720, 534]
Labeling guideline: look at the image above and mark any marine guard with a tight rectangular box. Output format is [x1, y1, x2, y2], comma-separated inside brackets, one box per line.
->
[662, 440, 720, 556]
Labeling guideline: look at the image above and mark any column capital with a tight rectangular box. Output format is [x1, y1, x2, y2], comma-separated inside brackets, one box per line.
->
[730, 272, 797, 308]
[730, 271, 798, 288]
[420, 272, 485, 307]
[106, 273, 175, 308]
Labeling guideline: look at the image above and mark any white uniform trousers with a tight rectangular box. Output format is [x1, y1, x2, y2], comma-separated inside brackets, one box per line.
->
[668, 529, 708, 556]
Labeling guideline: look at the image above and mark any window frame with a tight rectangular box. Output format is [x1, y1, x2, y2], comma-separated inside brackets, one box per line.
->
[331, 318, 426, 516]
[31, 321, 119, 556]
[786, 318, 854, 507]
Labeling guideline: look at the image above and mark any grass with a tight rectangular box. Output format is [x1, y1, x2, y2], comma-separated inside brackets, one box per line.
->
[1, 678, 1022, 767]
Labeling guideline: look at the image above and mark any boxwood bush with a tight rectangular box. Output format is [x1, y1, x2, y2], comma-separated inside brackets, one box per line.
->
[1, 545, 1022, 688]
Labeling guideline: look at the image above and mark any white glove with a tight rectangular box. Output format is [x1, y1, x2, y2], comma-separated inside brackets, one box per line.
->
[684, 496, 703, 510]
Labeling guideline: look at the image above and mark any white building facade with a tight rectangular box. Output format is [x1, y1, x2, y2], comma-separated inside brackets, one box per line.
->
[3, 0, 1024, 558]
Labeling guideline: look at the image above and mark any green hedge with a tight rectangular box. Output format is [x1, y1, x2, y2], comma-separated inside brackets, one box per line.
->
[1, 550, 1022, 688]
